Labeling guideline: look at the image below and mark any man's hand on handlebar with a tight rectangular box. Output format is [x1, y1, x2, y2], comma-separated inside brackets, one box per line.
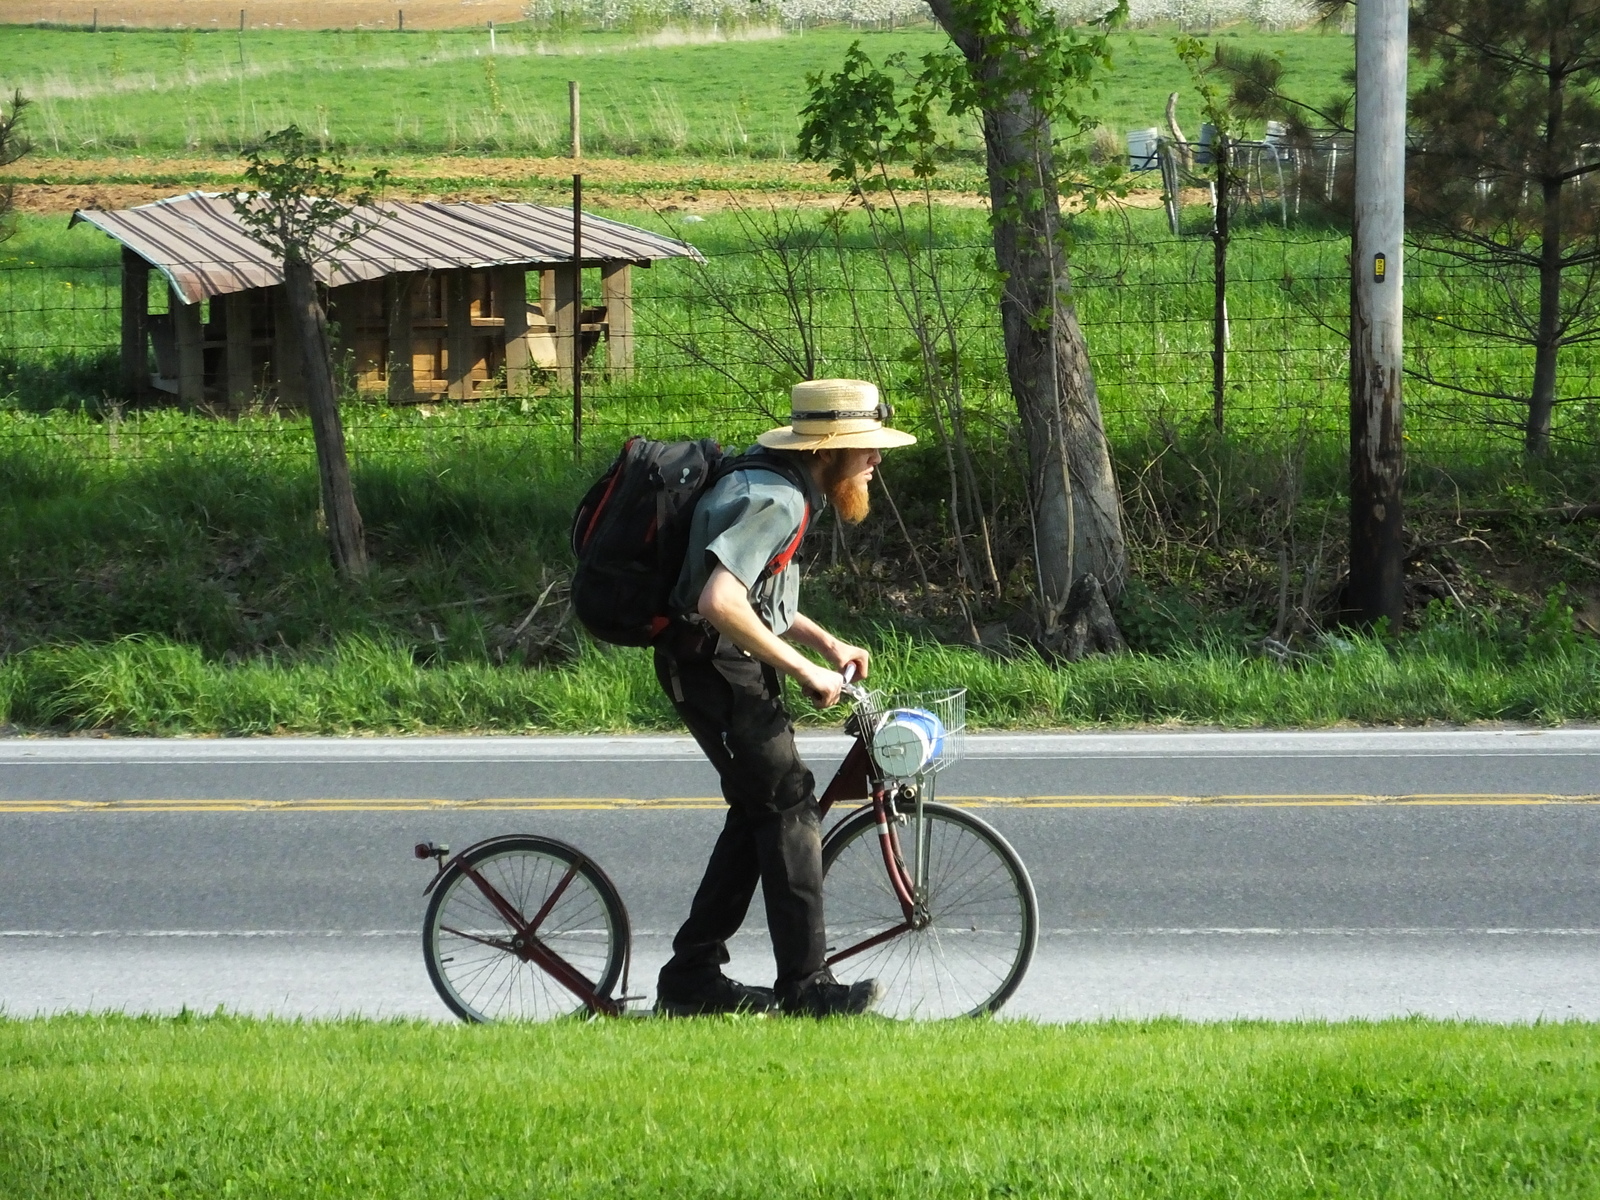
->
[826, 639, 870, 684]
[798, 662, 846, 709]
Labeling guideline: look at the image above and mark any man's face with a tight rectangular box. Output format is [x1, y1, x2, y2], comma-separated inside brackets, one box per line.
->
[820, 446, 882, 526]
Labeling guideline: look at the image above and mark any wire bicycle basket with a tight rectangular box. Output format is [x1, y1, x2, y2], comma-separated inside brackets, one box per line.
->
[847, 686, 966, 779]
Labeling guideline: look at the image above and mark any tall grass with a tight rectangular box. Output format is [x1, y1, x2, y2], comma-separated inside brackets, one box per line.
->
[0, 634, 676, 733]
[4, 622, 1598, 733]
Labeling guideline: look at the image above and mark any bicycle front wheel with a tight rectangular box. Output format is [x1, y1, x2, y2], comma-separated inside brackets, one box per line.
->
[422, 835, 628, 1023]
[821, 802, 1037, 1019]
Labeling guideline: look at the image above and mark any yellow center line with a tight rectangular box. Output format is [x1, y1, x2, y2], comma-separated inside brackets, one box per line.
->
[0, 793, 1596, 813]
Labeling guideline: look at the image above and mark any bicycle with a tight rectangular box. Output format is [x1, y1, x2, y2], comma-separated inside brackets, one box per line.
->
[414, 670, 1038, 1022]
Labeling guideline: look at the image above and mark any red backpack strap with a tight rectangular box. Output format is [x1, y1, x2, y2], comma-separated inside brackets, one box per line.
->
[764, 502, 810, 578]
[577, 437, 635, 552]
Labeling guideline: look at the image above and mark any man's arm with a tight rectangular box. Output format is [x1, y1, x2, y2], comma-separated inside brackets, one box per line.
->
[785, 613, 870, 683]
[697, 566, 846, 707]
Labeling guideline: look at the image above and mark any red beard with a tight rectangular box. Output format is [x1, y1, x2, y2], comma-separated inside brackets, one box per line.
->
[822, 460, 872, 525]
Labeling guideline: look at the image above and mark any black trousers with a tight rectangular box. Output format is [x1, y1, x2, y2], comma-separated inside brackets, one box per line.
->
[653, 630, 827, 995]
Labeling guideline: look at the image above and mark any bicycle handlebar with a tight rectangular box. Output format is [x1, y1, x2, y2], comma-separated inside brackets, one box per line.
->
[839, 661, 871, 707]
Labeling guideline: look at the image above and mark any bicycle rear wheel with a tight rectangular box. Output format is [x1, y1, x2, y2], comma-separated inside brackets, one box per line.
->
[422, 835, 628, 1023]
[821, 802, 1036, 1019]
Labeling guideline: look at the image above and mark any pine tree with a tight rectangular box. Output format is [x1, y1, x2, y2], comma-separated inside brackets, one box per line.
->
[1409, 0, 1600, 455]
[0, 92, 32, 244]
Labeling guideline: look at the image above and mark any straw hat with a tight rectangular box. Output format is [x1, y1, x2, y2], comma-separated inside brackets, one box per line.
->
[757, 380, 917, 451]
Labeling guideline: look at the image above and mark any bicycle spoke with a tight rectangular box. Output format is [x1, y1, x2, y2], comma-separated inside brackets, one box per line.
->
[823, 806, 1035, 1019]
[425, 840, 626, 1023]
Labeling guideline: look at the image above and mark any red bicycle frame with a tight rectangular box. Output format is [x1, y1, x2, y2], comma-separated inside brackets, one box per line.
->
[817, 719, 922, 968]
[424, 848, 623, 1017]
[423, 714, 911, 1016]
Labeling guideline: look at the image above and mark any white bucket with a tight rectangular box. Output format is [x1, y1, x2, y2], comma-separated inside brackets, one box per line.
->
[871, 707, 947, 777]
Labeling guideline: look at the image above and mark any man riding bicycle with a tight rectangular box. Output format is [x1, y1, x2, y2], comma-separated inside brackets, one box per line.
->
[653, 379, 915, 1018]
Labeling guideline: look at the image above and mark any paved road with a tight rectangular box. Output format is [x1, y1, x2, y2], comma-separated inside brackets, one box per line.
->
[2, 729, 1598, 1021]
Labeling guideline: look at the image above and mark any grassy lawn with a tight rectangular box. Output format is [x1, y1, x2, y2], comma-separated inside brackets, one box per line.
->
[2, 24, 1355, 162]
[1, 1014, 1596, 1198]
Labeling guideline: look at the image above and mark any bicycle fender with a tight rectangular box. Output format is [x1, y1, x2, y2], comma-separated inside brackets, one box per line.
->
[420, 832, 594, 895]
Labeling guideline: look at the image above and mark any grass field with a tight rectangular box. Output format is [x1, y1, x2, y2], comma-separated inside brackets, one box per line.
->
[7, 205, 1587, 448]
[2, 0, 531, 30]
[5, 197, 1600, 735]
[1, 1014, 1597, 1198]
[1, 24, 1356, 161]
[2, 22, 1597, 735]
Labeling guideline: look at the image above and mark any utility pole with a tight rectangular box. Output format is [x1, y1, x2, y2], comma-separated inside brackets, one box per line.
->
[1347, 0, 1408, 629]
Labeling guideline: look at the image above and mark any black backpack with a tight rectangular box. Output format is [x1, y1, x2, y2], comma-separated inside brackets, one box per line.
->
[569, 438, 811, 647]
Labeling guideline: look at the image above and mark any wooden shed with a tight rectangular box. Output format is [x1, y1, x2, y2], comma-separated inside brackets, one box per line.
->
[70, 192, 703, 407]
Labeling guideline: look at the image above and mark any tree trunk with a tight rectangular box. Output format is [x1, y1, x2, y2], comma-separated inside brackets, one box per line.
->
[924, 0, 1129, 616]
[1528, 178, 1565, 456]
[283, 257, 368, 579]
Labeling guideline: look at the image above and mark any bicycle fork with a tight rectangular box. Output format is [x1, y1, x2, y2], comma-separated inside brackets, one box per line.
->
[826, 784, 927, 969]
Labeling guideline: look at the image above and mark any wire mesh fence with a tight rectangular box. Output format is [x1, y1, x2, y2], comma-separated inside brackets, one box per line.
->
[4, 226, 1599, 461]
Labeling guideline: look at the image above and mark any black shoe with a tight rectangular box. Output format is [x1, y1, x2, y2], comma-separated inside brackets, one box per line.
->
[654, 974, 775, 1017]
[779, 973, 883, 1017]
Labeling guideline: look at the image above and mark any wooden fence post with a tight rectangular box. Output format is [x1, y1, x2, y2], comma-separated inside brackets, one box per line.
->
[569, 80, 581, 159]
[602, 261, 633, 378]
[172, 286, 205, 407]
[119, 248, 149, 397]
[385, 273, 415, 404]
[223, 292, 254, 411]
[571, 172, 583, 453]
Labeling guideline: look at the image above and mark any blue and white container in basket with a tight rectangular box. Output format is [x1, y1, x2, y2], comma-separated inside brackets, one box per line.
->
[871, 707, 947, 777]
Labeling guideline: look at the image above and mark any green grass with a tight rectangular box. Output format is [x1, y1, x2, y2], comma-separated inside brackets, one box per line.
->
[1, 1014, 1597, 1198]
[7, 191, 1600, 735]
[5, 621, 1600, 733]
[10, 203, 1594, 450]
[1, 24, 1356, 160]
[7, 196, 1600, 734]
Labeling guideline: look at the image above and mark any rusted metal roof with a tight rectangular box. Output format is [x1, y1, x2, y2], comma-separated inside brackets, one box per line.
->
[71, 191, 705, 305]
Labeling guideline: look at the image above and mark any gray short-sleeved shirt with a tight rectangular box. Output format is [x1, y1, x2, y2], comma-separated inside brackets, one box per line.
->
[671, 457, 820, 635]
